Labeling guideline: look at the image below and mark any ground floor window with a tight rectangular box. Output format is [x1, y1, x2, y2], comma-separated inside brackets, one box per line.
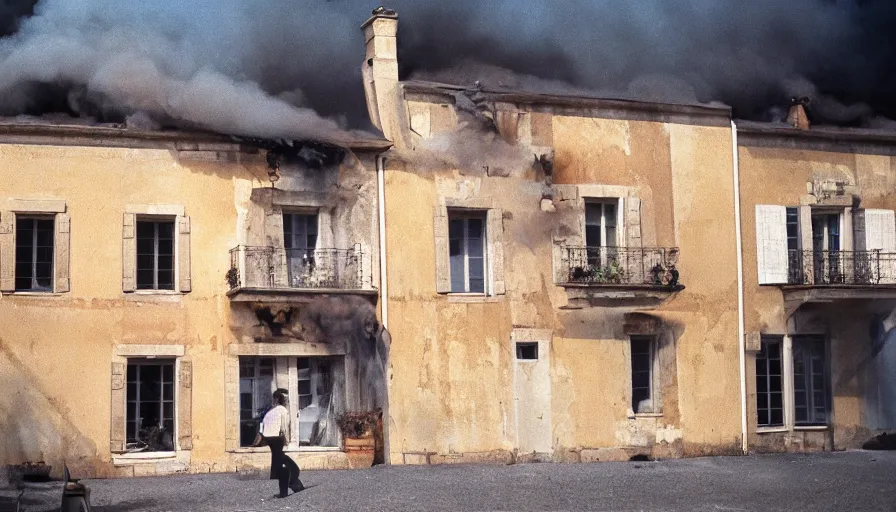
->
[754, 335, 830, 429]
[296, 357, 343, 447]
[630, 336, 659, 414]
[793, 336, 829, 426]
[239, 357, 275, 447]
[126, 359, 175, 452]
[756, 337, 784, 427]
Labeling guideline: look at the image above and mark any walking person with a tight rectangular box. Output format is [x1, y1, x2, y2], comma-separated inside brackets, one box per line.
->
[253, 388, 304, 498]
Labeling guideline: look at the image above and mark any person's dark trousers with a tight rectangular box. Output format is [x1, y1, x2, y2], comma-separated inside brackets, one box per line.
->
[263, 436, 303, 497]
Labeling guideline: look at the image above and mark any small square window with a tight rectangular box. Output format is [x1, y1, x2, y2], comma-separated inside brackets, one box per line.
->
[516, 342, 538, 360]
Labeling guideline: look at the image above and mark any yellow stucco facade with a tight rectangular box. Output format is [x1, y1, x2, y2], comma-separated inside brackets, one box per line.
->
[1, 11, 894, 481]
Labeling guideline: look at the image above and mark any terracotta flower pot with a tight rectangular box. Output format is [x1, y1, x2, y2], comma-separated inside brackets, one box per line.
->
[343, 433, 375, 469]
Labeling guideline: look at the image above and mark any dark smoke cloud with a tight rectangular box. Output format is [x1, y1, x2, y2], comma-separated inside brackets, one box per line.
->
[0, 0, 895, 138]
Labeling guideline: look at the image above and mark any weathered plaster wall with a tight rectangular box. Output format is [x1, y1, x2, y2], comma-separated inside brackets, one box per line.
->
[384, 104, 743, 464]
[0, 143, 259, 476]
[738, 141, 896, 450]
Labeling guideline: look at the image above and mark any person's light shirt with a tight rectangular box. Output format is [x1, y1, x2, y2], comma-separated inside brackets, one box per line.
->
[261, 404, 291, 438]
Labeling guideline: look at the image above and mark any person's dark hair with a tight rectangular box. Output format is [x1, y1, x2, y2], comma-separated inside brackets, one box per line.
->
[272, 388, 289, 405]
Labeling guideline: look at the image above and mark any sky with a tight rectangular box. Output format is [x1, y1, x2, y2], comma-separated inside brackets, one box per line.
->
[0, 0, 894, 139]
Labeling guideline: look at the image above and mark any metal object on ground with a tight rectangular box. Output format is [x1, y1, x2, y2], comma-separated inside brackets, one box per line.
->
[61, 464, 91, 512]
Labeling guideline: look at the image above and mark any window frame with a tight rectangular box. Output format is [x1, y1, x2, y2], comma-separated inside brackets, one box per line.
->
[294, 356, 343, 449]
[125, 358, 177, 452]
[448, 210, 488, 294]
[630, 335, 660, 415]
[753, 334, 831, 432]
[756, 336, 785, 428]
[238, 357, 275, 448]
[14, 214, 55, 293]
[792, 335, 830, 427]
[135, 217, 177, 291]
[584, 199, 621, 249]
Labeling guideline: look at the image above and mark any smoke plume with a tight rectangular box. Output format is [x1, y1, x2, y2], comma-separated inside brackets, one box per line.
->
[1, 0, 895, 137]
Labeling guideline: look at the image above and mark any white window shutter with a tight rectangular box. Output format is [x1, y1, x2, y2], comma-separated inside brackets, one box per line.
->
[863, 209, 896, 251]
[0, 211, 14, 292]
[178, 216, 192, 293]
[755, 205, 789, 284]
[122, 213, 136, 292]
[54, 213, 71, 293]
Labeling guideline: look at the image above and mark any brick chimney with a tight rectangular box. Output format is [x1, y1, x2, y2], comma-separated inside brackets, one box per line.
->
[787, 97, 810, 130]
[361, 8, 406, 146]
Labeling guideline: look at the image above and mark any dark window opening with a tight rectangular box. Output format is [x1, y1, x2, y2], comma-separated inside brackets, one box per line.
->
[516, 342, 538, 360]
[136, 220, 175, 290]
[284, 213, 319, 286]
[585, 200, 617, 266]
[15, 216, 54, 292]
[756, 337, 784, 427]
[449, 212, 486, 293]
[126, 360, 175, 451]
[793, 336, 829, 426]
[631, 336, 655, 414]
[239, 357, 275, 447]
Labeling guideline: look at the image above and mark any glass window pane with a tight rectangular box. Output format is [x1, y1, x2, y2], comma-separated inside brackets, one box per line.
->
[585, 203, 602, 225]
[605, 226, 617, 247]
[449, 219, 464, 239]
[468, 257, 484, 282]
[604, 204, 616, 227]
[585, 226, 601, 248]
[469, 278, 485, 294]
[450, 253, 465, 292]
[136, 222, 154, 238]
[467, 237, 483, 258]
[136, 270, 154, 289]
[467, 219, 483, 238]
[158, 222, 174, 239]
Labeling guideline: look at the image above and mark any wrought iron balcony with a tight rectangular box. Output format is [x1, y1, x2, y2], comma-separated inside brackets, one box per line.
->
[557, 246, 682, 288]
[227, 245, 368, 294]
[786, 249, 896, 286]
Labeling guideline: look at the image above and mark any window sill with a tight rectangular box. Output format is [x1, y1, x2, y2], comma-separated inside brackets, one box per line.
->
[130, 290, 182, 295]
[794, 425, 828, 431]
[112, 451, 178, 464]
[756, 426, 789, 434]
[630, 412, 664, 419]
[2, 291, 63, 297]
[230, 446, 342, 454]
[446, 294, 503, 304]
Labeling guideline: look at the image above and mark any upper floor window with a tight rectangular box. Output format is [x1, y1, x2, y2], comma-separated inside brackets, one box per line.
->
[449, 212, 486, 293]
[15, 216, 54, 292]
[283, 213, 318, 253]
[585, 200, 618, 248]
[136, 220, 175, 290]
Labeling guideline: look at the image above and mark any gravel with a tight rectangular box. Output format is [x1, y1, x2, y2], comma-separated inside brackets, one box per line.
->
[10, 450, 896, 511]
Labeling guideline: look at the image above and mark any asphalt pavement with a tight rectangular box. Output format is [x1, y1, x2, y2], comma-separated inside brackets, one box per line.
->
[8, 450, 896, 511]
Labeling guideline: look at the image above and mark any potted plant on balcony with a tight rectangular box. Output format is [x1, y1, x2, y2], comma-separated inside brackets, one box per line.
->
[336, 409, 380, 469]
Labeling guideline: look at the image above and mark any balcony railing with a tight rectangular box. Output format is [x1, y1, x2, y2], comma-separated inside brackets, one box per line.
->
[557, 246, 681, 287]
[786, 249, 896, 286]
[228, 246, 365, 291]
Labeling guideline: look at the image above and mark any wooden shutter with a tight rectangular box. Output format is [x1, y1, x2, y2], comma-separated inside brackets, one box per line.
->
[177, 359, 193, 450]
[263, 208, 287, 287]
[0, 211, 14, 292]
[487, 208, 506, 295]
[434, 205, 450, 294]
[755, 205, 789, 284]
[110, 362, 127, 453]
[625, 197, 642, 248]
[178, 216, 192, 293]
[54, 213, 71, 293]
[861, 209, 896, 251]
[122, 213, 136, 292]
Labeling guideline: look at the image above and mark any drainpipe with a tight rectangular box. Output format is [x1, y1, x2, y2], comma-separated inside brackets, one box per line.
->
[376, 154, 388, 329]
[732, 120, 748, 455]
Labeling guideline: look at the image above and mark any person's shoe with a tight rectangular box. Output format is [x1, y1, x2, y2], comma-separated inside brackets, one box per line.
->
[276, 492, 288, 499]
[290, 480, 305, 493]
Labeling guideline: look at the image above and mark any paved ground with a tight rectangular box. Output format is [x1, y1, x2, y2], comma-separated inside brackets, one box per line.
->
[6, 451, 896, 511]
